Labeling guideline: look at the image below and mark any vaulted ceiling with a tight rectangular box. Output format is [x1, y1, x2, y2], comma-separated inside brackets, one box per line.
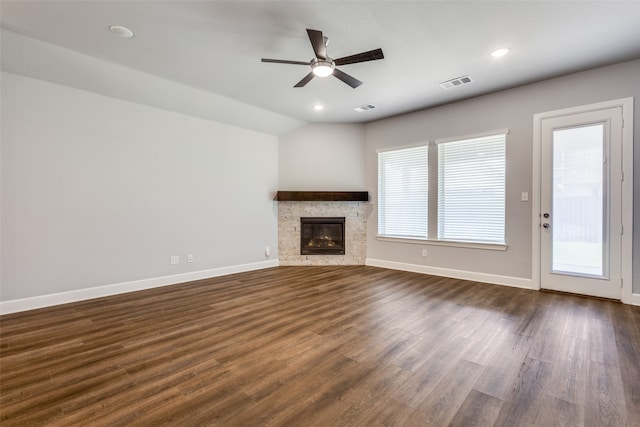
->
[2, 1, 639, 134]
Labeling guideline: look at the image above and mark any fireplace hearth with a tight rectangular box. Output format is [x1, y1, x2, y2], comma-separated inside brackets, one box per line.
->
[300, 217, 345, 255]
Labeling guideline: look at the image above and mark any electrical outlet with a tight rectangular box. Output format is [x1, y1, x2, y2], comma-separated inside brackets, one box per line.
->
[187, 254, 194, 263]
[421, 249, 428, 257]
[170, 255, 180, 265]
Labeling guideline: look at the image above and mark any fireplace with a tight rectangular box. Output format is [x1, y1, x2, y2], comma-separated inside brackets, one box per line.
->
[300, 217, 345, 255]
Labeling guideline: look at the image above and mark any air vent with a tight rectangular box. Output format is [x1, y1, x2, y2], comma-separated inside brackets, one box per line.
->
[354, 104, 377, 112]
[440, 75, 473, 90]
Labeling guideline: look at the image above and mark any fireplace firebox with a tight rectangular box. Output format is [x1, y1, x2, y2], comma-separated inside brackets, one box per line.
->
[300, 217, 345, 255]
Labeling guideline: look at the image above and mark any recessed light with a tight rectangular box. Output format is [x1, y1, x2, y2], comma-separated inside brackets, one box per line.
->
[312, 104, 324, 111]
[109, 25, 134, 38]
[491, 48, 509, 58]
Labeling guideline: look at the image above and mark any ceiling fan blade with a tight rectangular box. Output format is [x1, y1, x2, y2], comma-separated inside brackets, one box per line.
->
[334, 48, 384, 66]
[294, 72, 315, 88]
[261, 58, 310, 66]
[306, 28, 327, 60]
[333, 68, 363, 88]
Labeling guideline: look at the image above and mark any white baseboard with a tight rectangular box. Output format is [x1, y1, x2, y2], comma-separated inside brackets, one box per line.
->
[4, 259, 630, 314]
[0, 260, 279, 315]
[622, 292, 640, 306]
[366, 259, 640, 305]
[365, 258, 535, 290]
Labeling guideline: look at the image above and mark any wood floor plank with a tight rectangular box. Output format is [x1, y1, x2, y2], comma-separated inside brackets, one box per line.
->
[329, 364, 411, 426]
[352, 397, 414, 427]
[492, 356, 554, 426]
[1, 266, 639, 426]
[389, 334, 472, 409]
[448, 389, 503, 427]
[545, 333, 588, 407]
[533, 394, 585, 427]
[609, 304, 640, 426]
[403, 358, 484, 426]
[471, 331, 534, 401]
[585, 360, 629, 426]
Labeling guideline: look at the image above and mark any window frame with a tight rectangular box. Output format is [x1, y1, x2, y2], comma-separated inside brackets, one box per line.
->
[437, 132, 507, 244]
[377, 143, 429, 239]
[376, 129, 508, 251]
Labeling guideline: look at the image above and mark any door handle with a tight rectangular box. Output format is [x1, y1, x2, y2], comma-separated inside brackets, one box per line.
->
[543, 223, 550, 229]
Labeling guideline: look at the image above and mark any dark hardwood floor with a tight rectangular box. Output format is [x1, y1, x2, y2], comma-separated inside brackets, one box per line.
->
[1, 266, 639, 426]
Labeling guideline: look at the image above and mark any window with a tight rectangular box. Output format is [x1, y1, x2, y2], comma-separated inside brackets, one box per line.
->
[438, 133, 506, 243]
[378, 145, 428, 238]
[377, 131, 506, 246]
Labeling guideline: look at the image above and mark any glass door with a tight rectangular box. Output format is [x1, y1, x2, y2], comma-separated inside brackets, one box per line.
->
[540, 108, 622, 299]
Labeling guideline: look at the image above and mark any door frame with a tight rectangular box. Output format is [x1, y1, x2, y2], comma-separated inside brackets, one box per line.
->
[532, 97, 635, 304]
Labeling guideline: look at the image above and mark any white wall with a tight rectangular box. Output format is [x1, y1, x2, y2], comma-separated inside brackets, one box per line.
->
[365, 59, 640, 291]
[3, 59, 638, 309]
[1, 72, 279, 303]
[279, 123, 366, 191]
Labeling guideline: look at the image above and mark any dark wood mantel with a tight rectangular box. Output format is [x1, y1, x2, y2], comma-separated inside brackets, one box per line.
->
[276, 191, 369, 202]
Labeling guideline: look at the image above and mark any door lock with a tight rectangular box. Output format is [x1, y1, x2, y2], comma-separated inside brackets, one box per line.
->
[543, 213, 550, 218]
[543, 223, 550, 228]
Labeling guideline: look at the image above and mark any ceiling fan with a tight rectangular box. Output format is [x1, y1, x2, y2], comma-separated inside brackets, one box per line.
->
[261, 28, 384, 89]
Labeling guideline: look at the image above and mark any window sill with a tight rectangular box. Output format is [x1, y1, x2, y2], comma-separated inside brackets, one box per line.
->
[376, 235, 508, 251]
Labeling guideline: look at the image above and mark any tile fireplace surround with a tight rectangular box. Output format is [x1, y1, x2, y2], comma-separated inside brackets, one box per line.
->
[277, 192, 368, 266]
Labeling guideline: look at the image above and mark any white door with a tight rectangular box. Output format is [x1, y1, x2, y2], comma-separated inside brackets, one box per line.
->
[539, 107, 623, 299]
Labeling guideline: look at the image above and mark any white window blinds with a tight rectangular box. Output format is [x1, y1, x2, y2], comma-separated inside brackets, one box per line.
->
[378, 146, 428, 238]
[437, 133, 506, 243]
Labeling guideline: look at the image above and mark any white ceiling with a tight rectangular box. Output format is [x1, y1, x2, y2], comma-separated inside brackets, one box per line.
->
[2, 1, 640, 133]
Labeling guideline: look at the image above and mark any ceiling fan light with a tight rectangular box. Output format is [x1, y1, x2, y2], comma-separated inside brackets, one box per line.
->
[312, 61, 335, 77]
